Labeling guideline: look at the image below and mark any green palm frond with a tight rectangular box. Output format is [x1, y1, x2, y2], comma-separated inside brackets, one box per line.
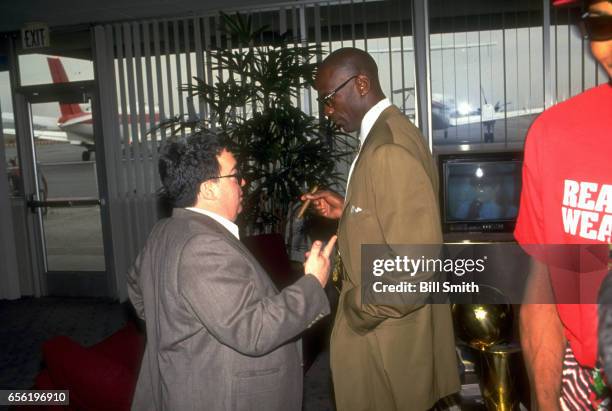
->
[157, 11, 356, 233]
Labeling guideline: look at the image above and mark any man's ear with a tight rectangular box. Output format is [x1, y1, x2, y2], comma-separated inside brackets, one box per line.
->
[198, 180, 218, 202]
[356, 74, 370, 96]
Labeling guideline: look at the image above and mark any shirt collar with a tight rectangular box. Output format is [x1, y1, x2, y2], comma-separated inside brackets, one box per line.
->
[185, 207, 240, 239]
[359, 98, 391, 146]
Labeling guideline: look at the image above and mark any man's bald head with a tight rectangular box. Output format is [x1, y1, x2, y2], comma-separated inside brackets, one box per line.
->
[318, 48, 383, 94]
[321, 48, 377, 77]
[314, 48, 386, 132]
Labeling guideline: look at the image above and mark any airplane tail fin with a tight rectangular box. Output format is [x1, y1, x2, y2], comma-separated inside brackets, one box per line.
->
[46, 57, 85, 119]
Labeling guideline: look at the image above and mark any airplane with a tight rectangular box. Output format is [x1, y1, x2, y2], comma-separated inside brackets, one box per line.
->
[371, 42, 544, 142]
[0, 58, 94, 160]
[3, 57, 164, 161]
[1, 58, 98, 160]
[393, 87, 543, 142]
[47, 57, 160, 161]
[446, 88, 544, 142]
[46, 57, 96, 161]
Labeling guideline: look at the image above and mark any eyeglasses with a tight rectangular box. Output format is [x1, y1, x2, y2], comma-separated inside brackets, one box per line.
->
[580, 13, 612, 41]
[317, 75, 358, 107]
[208, 171, 244, 183]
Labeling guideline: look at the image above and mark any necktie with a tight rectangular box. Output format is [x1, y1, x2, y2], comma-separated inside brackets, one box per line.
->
[332, 248, 345, 285]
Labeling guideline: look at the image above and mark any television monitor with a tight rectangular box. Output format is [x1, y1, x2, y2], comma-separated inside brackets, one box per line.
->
[438, 152, 523, 233]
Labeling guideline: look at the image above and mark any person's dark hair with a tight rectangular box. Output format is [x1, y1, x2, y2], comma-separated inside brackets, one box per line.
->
[158, 131, 225, 208]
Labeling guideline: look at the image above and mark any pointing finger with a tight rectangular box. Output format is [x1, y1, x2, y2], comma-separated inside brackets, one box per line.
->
[322, 235, 337, 258]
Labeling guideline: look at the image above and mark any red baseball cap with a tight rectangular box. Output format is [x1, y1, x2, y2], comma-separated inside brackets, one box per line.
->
[552, 0, 607, 5]
[552, 0, 579, 5]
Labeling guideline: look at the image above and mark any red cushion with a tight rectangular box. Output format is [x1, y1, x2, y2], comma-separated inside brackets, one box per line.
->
[34, 369, 55, 390]
[91, 322, 144, 372]
[41, 324, 143, 411]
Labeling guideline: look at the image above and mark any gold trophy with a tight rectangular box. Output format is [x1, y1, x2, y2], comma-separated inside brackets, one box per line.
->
[452, 288, 522, 411]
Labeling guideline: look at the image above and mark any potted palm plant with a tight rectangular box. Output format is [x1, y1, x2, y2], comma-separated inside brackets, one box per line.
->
[162, 12, 355, 237]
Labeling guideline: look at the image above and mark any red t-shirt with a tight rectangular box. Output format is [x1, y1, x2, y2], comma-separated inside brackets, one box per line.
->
[515, 83, 612, 368]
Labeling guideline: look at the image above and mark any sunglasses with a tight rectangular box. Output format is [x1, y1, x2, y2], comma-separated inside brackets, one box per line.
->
[317, 75, 358, 107]
[581, 13, 612, 41]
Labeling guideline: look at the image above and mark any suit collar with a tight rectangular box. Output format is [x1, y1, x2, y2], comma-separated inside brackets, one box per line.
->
[360, 105, 399, 152]
[343, 104, 400, 213]
[172, 208, 277, 290]
[184, 207, 239, 239]
[172, 208, 242, 247]
[359, 98, 391, 145]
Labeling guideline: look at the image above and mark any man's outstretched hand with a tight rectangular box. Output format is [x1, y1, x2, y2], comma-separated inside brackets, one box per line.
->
[300, 189, 344, 220]
[304, 235, 337, 287]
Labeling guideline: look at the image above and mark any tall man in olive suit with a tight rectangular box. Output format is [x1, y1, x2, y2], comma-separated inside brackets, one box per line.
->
[302, 48, 460, 410]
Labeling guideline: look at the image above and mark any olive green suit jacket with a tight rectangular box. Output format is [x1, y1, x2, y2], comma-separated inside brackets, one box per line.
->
[330, 105, 460, 411]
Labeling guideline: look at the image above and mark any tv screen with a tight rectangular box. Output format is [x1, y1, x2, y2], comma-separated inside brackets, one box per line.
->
[439, 152, 523, 233]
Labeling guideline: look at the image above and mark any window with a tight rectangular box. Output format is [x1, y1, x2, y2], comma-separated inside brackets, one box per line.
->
[430, 0, 545, 147]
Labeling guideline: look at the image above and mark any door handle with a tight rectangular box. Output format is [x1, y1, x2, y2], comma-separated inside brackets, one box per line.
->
[26, 194, 100, 212]
[26, 193, 45, 213]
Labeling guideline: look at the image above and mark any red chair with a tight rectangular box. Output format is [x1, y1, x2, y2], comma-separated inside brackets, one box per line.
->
[30, 321, 144, 411]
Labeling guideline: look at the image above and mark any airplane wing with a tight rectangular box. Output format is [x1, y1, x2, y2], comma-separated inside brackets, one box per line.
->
[2, 127, 69, 143]
[2, 112, 69, 144]
[449, 107, 544, 127]
[34, 130, 69, 142]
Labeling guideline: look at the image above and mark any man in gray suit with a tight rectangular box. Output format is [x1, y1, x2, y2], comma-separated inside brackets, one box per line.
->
[128, 131, 336, 411]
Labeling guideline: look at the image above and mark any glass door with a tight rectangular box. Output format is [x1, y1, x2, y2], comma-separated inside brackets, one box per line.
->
[18, 81, 110, 296]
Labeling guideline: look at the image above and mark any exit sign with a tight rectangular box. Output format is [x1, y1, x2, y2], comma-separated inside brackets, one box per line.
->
[21, 23, 50, 49]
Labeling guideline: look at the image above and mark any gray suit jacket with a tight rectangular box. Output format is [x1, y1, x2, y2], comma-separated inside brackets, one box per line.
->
[127, 208, 330, 411]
